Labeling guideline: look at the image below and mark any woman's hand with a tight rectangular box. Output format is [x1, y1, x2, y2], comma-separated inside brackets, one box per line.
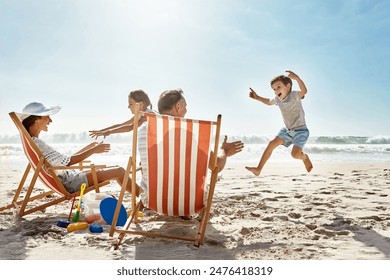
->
[93, 142, 111, 154]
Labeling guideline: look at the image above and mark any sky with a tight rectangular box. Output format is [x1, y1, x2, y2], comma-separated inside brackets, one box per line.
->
[1, 0, 390, 138]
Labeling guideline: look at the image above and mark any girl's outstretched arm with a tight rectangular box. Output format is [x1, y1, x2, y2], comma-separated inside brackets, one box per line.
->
[89, 116, 135, 139]
[93, 116, 147, 138]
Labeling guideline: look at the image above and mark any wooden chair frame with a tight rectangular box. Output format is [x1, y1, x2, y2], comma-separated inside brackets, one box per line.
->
[109, 104, 221, 247]
[0, 112, 112, 217]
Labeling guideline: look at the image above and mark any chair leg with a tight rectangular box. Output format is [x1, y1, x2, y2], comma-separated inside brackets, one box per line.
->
[91, 165, 100, 193]
[19, 158, 44, 216]
[0, 164, 30, 213]
[68, 196, 77, 221]
[195, 167, 219, 247]
[111, 201, 142, 250]
[109, 156, 132, 237]
[13, 164, 31, 203]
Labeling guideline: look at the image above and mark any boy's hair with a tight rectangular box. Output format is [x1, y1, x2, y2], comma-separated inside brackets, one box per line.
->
[270, 75, 292, 88]
[158, 88, 184, 114]
[128, 89, 152, 109]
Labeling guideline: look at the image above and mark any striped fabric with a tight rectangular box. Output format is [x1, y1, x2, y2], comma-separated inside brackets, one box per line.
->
[145, 113, 216, 216]
[19, 132, 63, 195]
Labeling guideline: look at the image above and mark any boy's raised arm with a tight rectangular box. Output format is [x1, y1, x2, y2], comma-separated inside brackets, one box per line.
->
[286, 70, 307, 98]
[249, 87, 274, 105]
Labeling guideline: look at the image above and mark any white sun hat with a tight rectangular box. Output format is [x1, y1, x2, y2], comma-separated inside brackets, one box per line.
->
[17, 102, 62, 121]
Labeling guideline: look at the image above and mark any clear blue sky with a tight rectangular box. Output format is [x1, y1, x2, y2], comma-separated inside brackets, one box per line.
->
[1, 0, 389, 137]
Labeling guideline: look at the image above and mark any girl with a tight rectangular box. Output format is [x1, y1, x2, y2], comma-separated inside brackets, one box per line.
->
[89, 89, 154, 139]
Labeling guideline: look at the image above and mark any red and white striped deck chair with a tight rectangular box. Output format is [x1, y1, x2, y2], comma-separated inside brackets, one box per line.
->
[110, 106, 221, 247]
[0, 112, 111, 217]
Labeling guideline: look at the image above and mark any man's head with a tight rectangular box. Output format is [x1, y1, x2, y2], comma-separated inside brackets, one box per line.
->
[270, 75, 292, 100]
[158, 88, 187, 117]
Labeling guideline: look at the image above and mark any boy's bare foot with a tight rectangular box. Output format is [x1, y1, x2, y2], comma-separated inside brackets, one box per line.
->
[245, 166, 261, 176]
[303, 154, 313, 172]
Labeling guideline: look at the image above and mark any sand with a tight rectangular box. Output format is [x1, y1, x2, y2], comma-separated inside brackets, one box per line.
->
[1, 161, 390, 261]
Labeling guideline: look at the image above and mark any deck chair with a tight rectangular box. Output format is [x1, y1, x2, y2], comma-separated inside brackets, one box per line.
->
[109, 105, 221, 247]
[0, 112, 112, 217]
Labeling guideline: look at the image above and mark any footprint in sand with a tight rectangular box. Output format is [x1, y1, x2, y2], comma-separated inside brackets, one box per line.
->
[365, 191, 376, 195]
[261, 216, 274, 222]
[306, 224, 317, 230]
[261, 197, 278, 202]
[358, 215, 384, 221]
[320, 191, 332, 195]
[288, 212, 301, 219]
[351, 170, 362, 173]
[248, 193, 261, 197]
[314, 228, 350, 237]
[328, 176, 343, 180]
[229, 195, 246, 200]
[260, 189, 272, 193]
[274, 195, 289, 199]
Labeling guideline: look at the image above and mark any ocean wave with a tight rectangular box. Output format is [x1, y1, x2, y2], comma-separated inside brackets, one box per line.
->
[304, 144, 390, 154]
[1, 142, 389, 170]
[366, 135, 390, 144]
[0, 144, 23, 155]
[1, 133, 390, 145]
[312, 136, 390, 145]
[313, 136, 368, 144]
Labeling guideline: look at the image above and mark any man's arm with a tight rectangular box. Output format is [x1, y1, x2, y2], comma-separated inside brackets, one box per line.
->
[286, 70, 307, 98]
[210, 136, 244, 172]
[249, 87, 275, 105]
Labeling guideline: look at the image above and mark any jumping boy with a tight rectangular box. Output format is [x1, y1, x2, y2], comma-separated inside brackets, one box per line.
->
[245, 70, 313, 176]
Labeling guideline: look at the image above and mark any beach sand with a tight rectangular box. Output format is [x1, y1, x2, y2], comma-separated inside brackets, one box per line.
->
[0, 161, 389, 260]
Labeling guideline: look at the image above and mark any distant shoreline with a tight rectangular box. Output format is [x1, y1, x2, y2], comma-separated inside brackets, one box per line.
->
[1, 133, 390, 144]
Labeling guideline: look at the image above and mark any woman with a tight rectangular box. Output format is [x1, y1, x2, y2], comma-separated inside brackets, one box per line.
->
[19, 102, 138, 194]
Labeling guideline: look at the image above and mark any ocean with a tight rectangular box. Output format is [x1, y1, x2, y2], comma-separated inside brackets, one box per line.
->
[0, 135, 389, 172]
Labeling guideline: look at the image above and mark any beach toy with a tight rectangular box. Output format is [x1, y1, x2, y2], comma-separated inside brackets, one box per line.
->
[57, 219, 71, 228]
[72, 183, 86, 222]
[67, 222, 89, 233]
[100, 197, 127, 226]
[89, 223, 104, 233]
[83, 192, 111, 224]
[127, 210, 144, 218]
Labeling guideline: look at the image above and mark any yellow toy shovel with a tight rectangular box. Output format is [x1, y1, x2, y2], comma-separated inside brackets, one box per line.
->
[72, 183, 86, 222]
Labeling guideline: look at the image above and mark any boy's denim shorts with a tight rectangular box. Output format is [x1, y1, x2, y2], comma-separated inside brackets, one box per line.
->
[58, 171, 89, 193]
[277, 126, 309, 148]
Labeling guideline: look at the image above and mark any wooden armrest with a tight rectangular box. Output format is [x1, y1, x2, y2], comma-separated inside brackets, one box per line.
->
[50, 164, 118, 171]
